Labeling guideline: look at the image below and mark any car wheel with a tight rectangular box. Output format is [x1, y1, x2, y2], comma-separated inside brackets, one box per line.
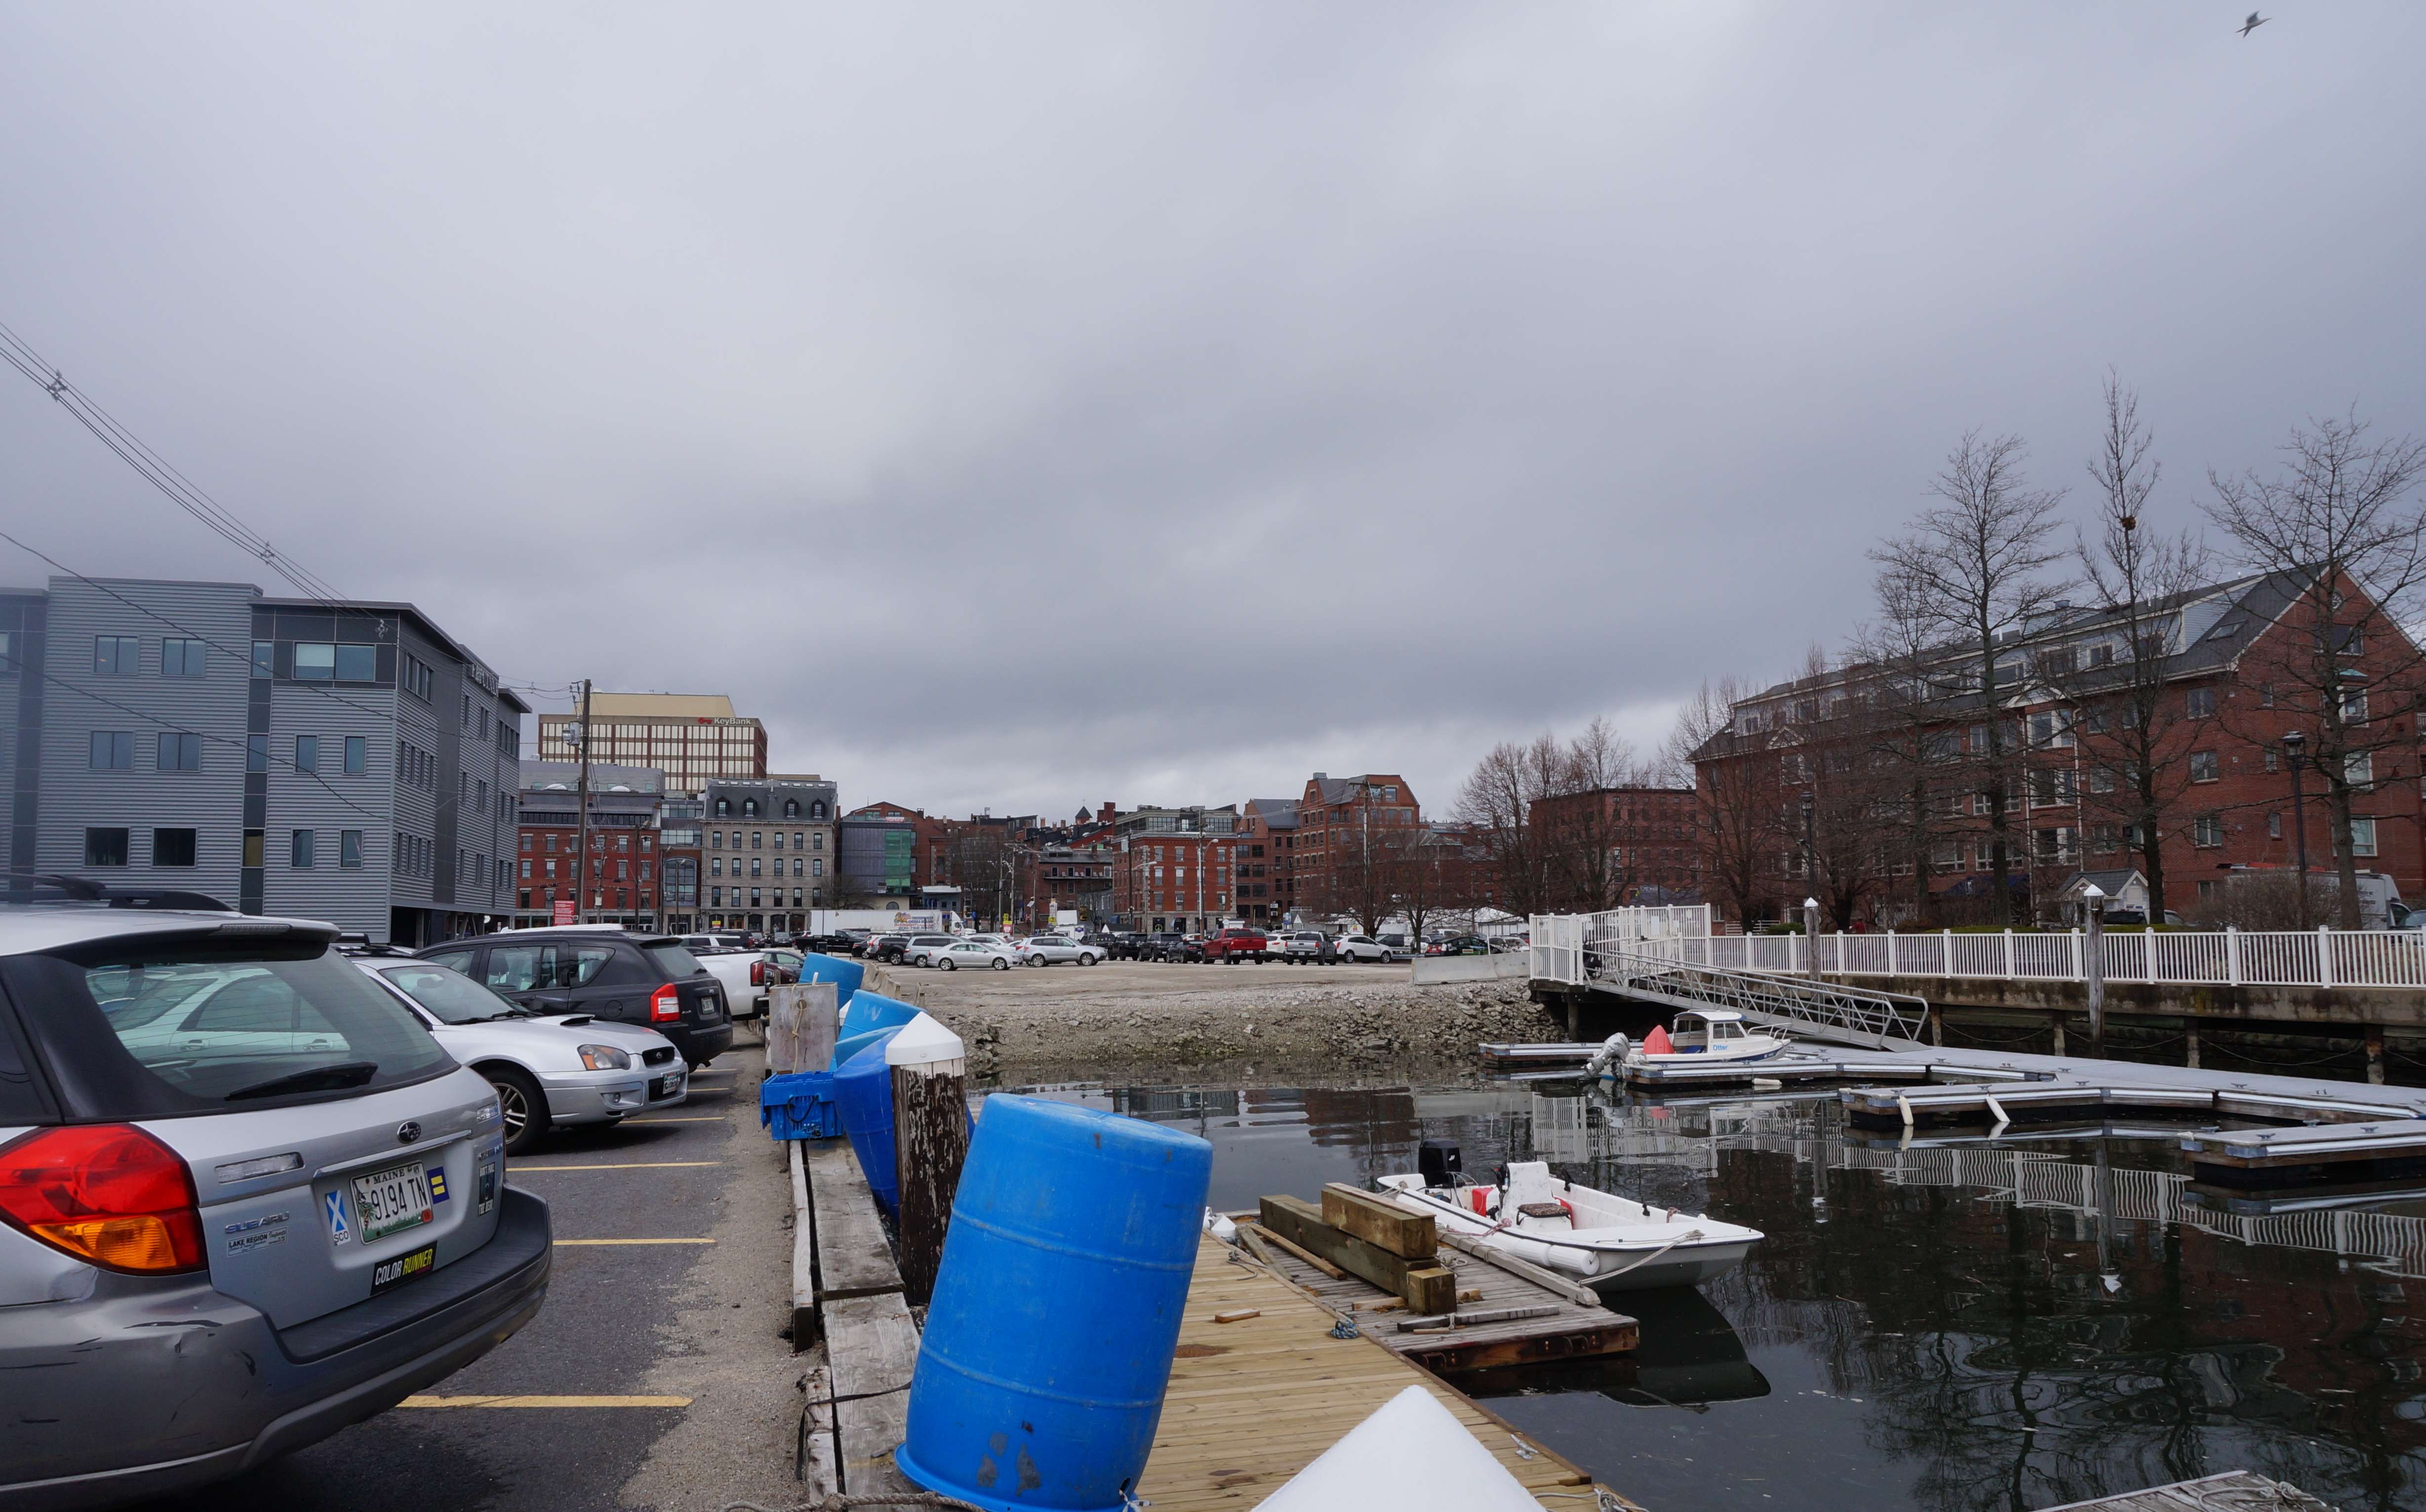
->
[485, 1065, 546, 1156]
[940, 958, 957, 970]
[1079, 953, 1096, 965]
[991, 957, 1011, 971]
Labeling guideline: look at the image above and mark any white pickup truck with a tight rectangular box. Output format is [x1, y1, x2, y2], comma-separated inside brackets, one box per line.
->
[687, 946, 800, 1021]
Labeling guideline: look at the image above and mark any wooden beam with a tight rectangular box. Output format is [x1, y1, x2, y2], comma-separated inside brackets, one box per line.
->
[1242, 1221, 1346, 1280]
[826, 1291, 920, 1495]
[805, 1137, 902, 1301]
[788, 1140, 818, 1351]
[1437, 1231, 1605, 1308]
[1258, 1195, 1455, 1314]
[1320, 1183, 1435, 1259]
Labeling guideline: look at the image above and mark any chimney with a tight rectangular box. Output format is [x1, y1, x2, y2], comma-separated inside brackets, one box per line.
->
[1312, 772, 1327, 782]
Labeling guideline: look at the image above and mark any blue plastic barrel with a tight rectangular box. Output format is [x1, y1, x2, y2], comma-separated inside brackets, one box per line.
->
[896, 1094, 1213, 1512]
[797, 952, 865, 1002]
[835, 990, 921, 1069]
[835, 1029, 904, 1213]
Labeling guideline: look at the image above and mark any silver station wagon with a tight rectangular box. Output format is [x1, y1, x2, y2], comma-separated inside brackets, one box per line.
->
[0, 881, 551, 1510]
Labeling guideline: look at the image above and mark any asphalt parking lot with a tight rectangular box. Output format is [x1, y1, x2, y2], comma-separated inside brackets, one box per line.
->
[134, 1043, 803, 1512]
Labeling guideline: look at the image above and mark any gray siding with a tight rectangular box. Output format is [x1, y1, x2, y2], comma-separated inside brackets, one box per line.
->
[36, 579, 255, 903]
[261, 663, 400, 933]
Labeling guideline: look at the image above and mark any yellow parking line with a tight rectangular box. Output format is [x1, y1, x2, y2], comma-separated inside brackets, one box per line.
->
[511, 1161, 723, 1171]
[401, 1395, 691, 1408]
[554, 1237, 716, 1246]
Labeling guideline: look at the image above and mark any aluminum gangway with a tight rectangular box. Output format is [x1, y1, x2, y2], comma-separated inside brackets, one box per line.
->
[1590, 945, 1929, 1050]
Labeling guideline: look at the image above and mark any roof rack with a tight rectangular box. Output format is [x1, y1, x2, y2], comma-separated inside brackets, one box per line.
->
[2, 872, 238, 913]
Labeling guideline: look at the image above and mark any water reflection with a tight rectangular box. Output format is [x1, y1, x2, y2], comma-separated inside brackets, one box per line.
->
[989, 1082, 2426, 1512]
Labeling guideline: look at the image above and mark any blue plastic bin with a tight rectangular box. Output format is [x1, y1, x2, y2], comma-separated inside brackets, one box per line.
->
[836, 1028, 905, 1213]
[835, 990, 921, 1070]
[896, 1094, 1213, 1512]
[759, 1071, 840, 1140]
[797, 952, 865, 1002]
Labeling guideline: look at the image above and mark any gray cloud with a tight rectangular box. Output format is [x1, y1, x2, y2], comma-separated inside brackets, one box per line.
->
[6, 4, 2423, 818]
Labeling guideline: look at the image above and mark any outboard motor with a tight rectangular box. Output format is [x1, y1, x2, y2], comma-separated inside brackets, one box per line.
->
[1417, 1140, 1462, 1189]
[1583, 1031, 1631, 1080]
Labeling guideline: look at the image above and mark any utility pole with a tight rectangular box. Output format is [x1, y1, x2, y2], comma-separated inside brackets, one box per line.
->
[573, 678, 593, 925]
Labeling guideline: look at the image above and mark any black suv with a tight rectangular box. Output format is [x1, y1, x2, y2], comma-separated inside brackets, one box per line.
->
[1146, 932, 1195, 962]
[416, 929, 734, 1067]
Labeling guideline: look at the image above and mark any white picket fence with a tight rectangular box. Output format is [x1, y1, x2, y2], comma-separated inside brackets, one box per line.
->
[1530, 906, 2426, 991]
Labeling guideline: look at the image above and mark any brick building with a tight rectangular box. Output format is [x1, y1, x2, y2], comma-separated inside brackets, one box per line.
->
[1237, 797, 1300, 924]
[1108, 805, 1239, 933]
[1291, 773, 1421, 923]
[1694, 567, 2426, 927]
[700, 775, 839, 934]
[1525, 784, 1702, 906]
[515, 762, 662, 927]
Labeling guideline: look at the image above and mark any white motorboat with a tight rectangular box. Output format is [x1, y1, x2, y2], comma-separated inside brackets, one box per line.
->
[1582, 1007, 1791, 1079]
[1374, 1159, 1763, 1295]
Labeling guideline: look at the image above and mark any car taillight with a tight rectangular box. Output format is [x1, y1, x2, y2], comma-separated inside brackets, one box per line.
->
[650, 983, 683, 1023]
[0, 1124, 205, 1274]
[750, 960, 767, 987]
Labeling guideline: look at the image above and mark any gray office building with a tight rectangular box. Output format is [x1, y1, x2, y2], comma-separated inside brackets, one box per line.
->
[0, 576, 525, 945]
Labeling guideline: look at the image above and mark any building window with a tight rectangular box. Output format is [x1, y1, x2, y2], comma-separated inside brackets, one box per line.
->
[2268, 812, 2282, 838]
[812, 857, 824, 876]
[246, 830, 266, 868]
[291, 830, 317, 868]
[85, 827, 129, 866]
[251, 640, 274, 677]
[2193, 814, 2224, 848]
[2350, 818, 2380, 857]
[344, 735, 366, 775]
[2346, 752, 2375, 787]
[710, 886, 723, 907]
[153, 732, 202, 772]
[161, 637, 205, 676]
[93, 636, 139, 675]
[521, 859, 532, 878]
[814, 832, 824, 850]
[2264, 746, 2279, 773]
[341, 830, 363, 868]
[2189, 751, 2219, 783]
[248, 733, 267, 772]
[2344, 690, 2370, 722]
[295, 734, 319, 773]
[151, 827, 197, 867]
[811, 801, 827, 819]
[744, 800, 760, 818]
[715, 799, 730, 817]
[88, 731, 134, 770]
[711, 856, 723, 876]
[2260, 682, 2275, 708]
[2186, 686, 2216, 719]
[785, 800, 800, 819]
[292, 642, 336, 680]
[750, 857, 762, 877]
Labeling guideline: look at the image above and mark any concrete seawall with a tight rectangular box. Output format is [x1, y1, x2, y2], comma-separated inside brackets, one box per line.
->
[1410, 954, 1530, 986]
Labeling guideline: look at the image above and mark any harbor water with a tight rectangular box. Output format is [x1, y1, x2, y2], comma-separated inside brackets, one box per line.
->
[985, 1081, 2426, 1512]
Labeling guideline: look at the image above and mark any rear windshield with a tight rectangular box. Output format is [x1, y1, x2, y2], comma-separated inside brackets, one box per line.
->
[2, 940, 454, 1117]
[373, 963, 528, 1026]
[646, 944, 706, 979]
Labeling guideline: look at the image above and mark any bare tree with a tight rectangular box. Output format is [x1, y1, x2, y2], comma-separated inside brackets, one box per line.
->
[2207, 410, 2426, 926]
[1665, 677, 1781, 927]
[1454, 735, 1565, 920]
[1869, 431, 2071, 924]
[2063, 373, 2211, 925]
[1532, 717, 1655, 912]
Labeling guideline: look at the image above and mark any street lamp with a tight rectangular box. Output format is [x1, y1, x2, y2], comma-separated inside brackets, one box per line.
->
[2282, 730, 2311, 929]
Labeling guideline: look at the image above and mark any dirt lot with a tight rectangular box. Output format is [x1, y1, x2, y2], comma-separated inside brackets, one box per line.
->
[861, 958, 1565, 1085]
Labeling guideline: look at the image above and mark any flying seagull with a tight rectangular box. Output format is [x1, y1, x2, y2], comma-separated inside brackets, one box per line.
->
[2239, 11, 2268, 36]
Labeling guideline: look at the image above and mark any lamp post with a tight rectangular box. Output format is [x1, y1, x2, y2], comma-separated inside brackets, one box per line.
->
[2283, 730, 2311, 929]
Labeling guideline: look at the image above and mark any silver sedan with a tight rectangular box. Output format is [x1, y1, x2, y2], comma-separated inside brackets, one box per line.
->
[351, 954, 688, 1154]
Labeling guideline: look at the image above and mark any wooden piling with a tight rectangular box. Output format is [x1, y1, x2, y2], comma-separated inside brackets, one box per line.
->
[887, 1015, 970, 1308]
[766, 980, 837, 1074]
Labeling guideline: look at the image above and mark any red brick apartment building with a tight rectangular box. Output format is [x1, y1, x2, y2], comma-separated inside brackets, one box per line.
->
[1525, 785, 1702, 905]
[1107, 806, 1239, 933]
[514, 769, 661, 927]
[1291, 773, 1421, 919]
[1694, 567, 2426, 928]
[1236, 797, 1300, 923]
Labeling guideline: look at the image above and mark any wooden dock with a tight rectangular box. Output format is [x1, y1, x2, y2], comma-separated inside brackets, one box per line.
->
[1845, 1080, 2420, 1133]
[2033, 1468, 2334, 1511]
[2181, 1116, 2426, 1189]
[1242, 1223, 1638, 1373]
[1137, 1233, 1632, 1510]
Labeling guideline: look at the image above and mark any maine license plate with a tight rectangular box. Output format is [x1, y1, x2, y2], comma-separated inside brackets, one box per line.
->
[352, 1161, 435, 1243]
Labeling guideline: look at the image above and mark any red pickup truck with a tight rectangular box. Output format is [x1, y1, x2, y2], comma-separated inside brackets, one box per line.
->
[1202, 927, 1270, 963]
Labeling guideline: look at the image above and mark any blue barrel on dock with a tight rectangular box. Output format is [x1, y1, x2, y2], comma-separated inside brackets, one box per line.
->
[896, 1094, 1214, 1512]
[835, 990, 920, 1069]
[835, 1028, 905, 1213]
[797, 952, 864, 1002]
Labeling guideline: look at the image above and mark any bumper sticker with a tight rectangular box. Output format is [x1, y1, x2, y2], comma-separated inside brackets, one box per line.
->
[429, 1168, 450, 1204]
[323, 1189, 352, 1243]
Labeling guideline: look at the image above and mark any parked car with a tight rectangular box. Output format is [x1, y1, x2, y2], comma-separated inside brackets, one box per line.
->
[1435, 934, 1490, 955]
[688, 946, 799, 1021]
[1015, 936, 1102, 966]
[349, 948, 688, 1154]
[869, 932, 913, 962]
[415, 928, 734, 1068]
[1102, 931, 1149, 959]
[0, 877, 551, 1506]
[932, 940, 1020, 971]
[1334, 934, 1394, 963]
[1202, 927, 1269, 964]
[680, 933, 747, 955]
[1278, 930, 1334, 963]
[903, 933, 963, 968]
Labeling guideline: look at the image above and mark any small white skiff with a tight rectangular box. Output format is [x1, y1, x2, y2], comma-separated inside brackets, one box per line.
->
[1583, 1008, 1791, 1080]
[1375, 1161, 1762, 1294]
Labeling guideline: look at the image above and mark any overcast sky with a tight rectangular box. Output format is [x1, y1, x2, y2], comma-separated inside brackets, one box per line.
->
[6, 5, 2422, 821]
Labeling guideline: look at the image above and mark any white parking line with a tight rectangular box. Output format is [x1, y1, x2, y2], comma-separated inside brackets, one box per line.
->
[511, 1161, 723, 1172]
[400, 1395, 691, 1408]
[553, 1237, 716, 1246]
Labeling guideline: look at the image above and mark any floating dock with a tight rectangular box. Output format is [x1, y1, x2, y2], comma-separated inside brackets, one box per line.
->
[2034, 1469, 2332, 1512]
[1136, 1233, 1630, 1510]
[2181, 1117, 2426, 1190]
[1843, 1079, 2419, 1132]
[1239, 1221, 1639, 1373]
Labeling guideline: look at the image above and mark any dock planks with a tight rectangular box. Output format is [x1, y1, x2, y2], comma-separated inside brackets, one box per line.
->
[1137, 1234, 1632, 1510]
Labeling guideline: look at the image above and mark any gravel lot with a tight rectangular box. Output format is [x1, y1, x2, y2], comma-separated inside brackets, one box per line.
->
[863, 958, 1565, 1084]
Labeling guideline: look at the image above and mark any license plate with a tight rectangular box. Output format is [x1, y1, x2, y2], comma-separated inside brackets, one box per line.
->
[352, 1161, 435, 1243]
[651, 1074, 678, 1097]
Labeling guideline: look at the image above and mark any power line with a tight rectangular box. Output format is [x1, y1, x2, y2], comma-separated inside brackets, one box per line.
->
[0, 317, 347, 605]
